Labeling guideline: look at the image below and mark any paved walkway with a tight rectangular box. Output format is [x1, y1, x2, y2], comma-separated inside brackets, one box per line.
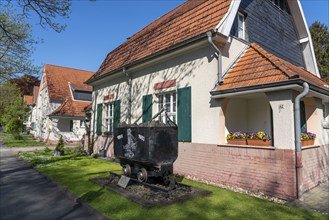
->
[0, 137, 107, 219]
[288, 181, 329, 215]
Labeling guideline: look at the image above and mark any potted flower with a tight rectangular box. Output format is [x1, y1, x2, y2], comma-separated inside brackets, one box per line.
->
[226, 131, 247, 145]
[247, 131, 271, 146]
[301, 132, 316, 146]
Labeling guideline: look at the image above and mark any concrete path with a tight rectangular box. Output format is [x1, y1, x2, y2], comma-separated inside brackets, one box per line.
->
[288, 181, 329, 215]
[0, 137, 107, 219]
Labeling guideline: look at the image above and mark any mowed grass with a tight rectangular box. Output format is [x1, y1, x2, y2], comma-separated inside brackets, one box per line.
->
[18, 151, 328, 220]
[1, 133, 45, 147]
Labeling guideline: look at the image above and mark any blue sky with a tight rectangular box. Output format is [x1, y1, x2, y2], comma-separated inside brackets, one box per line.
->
[30, 0, 329, 73]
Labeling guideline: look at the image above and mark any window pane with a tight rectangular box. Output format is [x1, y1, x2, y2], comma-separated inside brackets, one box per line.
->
[173, 93, 176, 112]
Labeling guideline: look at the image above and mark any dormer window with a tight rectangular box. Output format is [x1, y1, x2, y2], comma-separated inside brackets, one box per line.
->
[237, 12, 245, 40]
[231, 12, 246, 40]
[270, 0, 291, 14]
[69, 82, 92, 101]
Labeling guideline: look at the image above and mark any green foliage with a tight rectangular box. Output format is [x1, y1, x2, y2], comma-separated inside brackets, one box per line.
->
[0, 83, 29, 127]
[5, 118, 23, 134]
[0, 0, 71, 80]
[44, 147, 51, 153]
[55, 135, 64, 151]
[309, 21, 329, 83]
[17, 151, 327, 220]
[1, 132, 44, 147]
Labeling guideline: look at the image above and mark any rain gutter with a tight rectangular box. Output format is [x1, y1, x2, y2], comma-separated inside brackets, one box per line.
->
[294, 82, 309, 200]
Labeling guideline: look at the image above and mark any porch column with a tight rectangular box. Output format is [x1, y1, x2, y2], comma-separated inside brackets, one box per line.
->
[267, 91, 295, 149]
[218, 98, 230, 145]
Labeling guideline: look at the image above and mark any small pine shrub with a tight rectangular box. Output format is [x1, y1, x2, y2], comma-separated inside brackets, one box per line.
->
[55, 135, 64, 152]
[44, 147, 51, 153]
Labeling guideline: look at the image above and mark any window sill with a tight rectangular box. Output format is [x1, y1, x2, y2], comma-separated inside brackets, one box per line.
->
[302, 145, 320, 150]
[217, 144, 275, 150]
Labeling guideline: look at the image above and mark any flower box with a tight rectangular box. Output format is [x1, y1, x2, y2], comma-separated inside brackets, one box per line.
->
[301, 139, 314, 146]
[227, 139, 247, 145]
[247, 139, 271, 147]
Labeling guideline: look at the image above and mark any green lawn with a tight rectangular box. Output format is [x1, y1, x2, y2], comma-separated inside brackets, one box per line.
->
[1, 132, 45, 147]
[18, 150, 327, 220]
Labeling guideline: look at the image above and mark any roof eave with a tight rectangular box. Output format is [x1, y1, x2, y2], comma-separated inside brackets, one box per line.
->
[211, 79, 329, 99]
[86, 32, 212, 85]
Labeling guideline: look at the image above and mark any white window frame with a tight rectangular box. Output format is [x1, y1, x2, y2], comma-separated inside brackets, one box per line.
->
[80, 120, 85, 128]
[157, 92, 176, 124]
[105, 102, 114, 133]
[237, 12, 245, 40]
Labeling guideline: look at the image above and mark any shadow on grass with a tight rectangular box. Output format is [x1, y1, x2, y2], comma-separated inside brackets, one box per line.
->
[80, 188, 104, 203]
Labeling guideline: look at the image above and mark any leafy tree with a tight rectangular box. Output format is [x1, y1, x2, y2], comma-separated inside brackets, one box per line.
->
[309, 21, 329, 83]
[0, 0, 71, 80]
[0, 82, 29, 128]
[10, 74, 40, 95]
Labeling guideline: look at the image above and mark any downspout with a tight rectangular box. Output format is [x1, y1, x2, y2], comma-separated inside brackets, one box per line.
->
[207, 31, 223, 85]
[294, 82, 309, 200]
[124, 67, 132, 125]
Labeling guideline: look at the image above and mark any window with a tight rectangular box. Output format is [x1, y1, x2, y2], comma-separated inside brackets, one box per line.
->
[237, 12, 245, 40]
[323, 103, 329, 129]
[105, 103, 114, 133]
[80, 120, 85, 127]
[270, 0, 291, 14]
[158, 92, 176, 124]
[69, 120, 73, 132]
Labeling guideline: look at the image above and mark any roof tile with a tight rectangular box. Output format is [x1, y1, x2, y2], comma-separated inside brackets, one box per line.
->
[90, 0, 231, 81]
[218, 43, 329, 92]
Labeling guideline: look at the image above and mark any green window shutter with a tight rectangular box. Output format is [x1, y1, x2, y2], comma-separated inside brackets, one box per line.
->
[177, 87, 191, 142]
[96, 103, 102, 135]
[300, 101, 307, 133]
[114, 100, 121, 128]
[142, 95, 153, 123]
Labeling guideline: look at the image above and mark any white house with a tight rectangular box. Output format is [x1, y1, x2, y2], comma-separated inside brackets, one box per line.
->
[33, 64, 94, 144]
[86, 0, 329, 199]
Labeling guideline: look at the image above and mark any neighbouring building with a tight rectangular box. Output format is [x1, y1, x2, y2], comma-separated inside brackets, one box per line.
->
[86, 0, 329, 199]
[23, 95, 33, 132]
[33, 64, 94, 144]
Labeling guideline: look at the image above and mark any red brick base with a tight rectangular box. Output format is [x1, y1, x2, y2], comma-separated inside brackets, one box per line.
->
[174, 143, 297, 200]
[302, 145, 329, 192]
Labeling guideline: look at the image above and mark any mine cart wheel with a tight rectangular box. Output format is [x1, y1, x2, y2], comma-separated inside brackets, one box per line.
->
[122, 164, 132, 177]
[137, 168, 148, 182]
[162, 171, 171, 185]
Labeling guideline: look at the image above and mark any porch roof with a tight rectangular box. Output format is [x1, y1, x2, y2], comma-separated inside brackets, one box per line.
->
[87, 0, 232, 83]
[212, 43, 329, 96]
[49, 99, 91, 118]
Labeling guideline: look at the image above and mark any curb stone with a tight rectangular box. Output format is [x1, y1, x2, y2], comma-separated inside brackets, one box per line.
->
[16, 156, 109, 220]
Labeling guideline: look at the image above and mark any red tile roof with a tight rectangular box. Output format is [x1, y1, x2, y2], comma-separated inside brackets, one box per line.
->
[89, 0, 231, 82]
[23, 95, 33, 105]
[43, 64, 94, 118]
[50, 99, 90, 118]
[217, 43, 329, 92]
[44, 64, 94, 102]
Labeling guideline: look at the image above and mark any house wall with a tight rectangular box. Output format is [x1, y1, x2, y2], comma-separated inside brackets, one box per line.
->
[33, 72, 86, 144]
[91, 38, 247, 150]
[174, 143, 297, 200]
[238, 0, 304, 67]
[224, 95, 272, 142]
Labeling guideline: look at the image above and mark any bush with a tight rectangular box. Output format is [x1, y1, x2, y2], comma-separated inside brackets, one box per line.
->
[44, 147, 51, 153]
[12, 133, 24, 140]
[91, 153, 99, 158]
[5, 118, 23, 134]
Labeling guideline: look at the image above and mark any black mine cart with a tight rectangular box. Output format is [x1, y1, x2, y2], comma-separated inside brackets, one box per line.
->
[114, 125, 178, 184]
